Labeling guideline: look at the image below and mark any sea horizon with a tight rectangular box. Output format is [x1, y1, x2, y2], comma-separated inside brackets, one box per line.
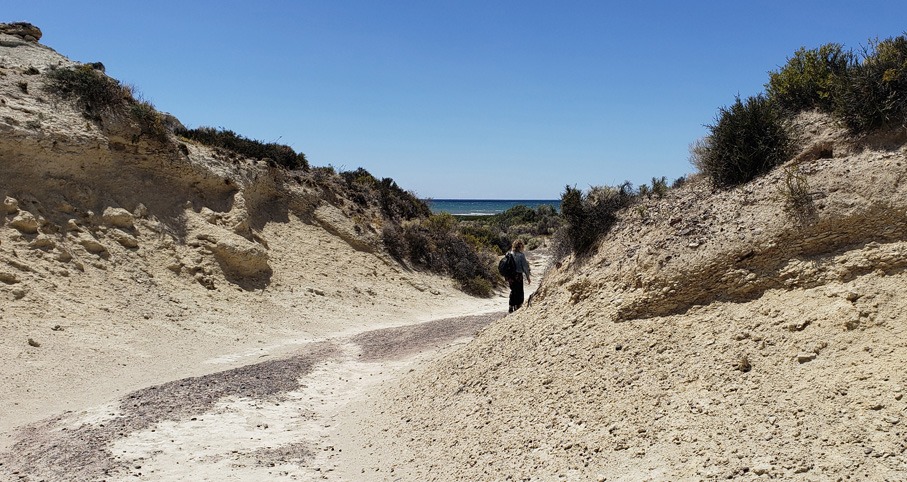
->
[427, 198, 561, 216]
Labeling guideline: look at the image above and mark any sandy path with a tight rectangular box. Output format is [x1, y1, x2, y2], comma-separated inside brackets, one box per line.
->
[0, 310, 505, 481]
[0, 246, 548, 481]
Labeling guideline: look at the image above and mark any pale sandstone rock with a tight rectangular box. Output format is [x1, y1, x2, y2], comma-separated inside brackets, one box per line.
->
[200, 207, 218, 224]
[9, 211, 39, 234]
[65, 219, 81, 232]
[133, 203, 148, 219]
[28, 235, 55, 250]
[101, 207, 134, 229]
[210, 235, 270, 277]
[0, 23, 42, 42]
[109, 229, 139, 249]
[79, 237, 107, 255]
[2, 196, 18, 214]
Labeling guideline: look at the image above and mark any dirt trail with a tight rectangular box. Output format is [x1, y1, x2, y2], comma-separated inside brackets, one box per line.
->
[0, 311, 502, 481]
[0, 251, 549, 481]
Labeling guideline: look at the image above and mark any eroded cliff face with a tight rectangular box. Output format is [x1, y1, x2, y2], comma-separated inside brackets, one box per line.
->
[0, 28, 385, 308]
[361, 113, 907, 480]
[0, 28, 471, 431]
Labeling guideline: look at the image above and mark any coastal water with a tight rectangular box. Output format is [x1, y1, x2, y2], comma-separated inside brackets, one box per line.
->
[427, 199, 560, 216]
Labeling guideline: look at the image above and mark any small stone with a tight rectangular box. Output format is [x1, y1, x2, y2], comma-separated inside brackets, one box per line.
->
[736, 355, 752, 372]
[9, 212, 39, 234]
[101, 207, 134, 229]
[65, 219, 81, 232]
[79, 238, 107, 255]
[109, 229, 139, 249]
[796, 352, 816, 363]
[28, 235, 55, 250]
[133, 203, 148, 219]
[27, 338, 40, 347]
[2, 196, 19, 214]
[751, 464, 772, 476]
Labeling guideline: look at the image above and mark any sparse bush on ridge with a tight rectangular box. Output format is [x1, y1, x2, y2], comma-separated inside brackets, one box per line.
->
[44, 64, 131, 119]
[694, 33, 907, 192]
[326, 167, 491, 295]
[697, 95, 793, 188]
[835, 35, 907, 133]
[40, 60, 493, 296]
[457, 204, 563, 254]
[176, 126, 309, 170]
[338, 167, 430, 221]
[558, 183, 634, 255]
[44, 64, 169, 142]
[383, 215, 498, 297]
[766, 43, 852, 113]
[764, 34, 907, 133]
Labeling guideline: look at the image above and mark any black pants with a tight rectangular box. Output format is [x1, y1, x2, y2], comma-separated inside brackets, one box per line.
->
[508, 273, 524, 312]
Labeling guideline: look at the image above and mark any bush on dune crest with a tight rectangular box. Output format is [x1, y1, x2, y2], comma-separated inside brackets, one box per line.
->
[835, 35, 907, 133]
[44, 64, 169, 142]
[767, 43, 852, 113]
[558, 183, 634, 256]
[765, 34, 907, 133]
[176, 126, 309, 171]
[693, 33, 907, 190]
[382, 214, 498, 297]
[696, 95, 793, 188]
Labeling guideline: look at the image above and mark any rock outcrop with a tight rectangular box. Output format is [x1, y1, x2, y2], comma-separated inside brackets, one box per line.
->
[0, 22, 41, 42]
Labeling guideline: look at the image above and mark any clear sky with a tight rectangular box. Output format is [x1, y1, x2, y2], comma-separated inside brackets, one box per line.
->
[6, 1, 907, 199]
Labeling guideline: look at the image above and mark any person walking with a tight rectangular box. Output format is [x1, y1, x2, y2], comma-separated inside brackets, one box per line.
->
[508, 239, 531, 313]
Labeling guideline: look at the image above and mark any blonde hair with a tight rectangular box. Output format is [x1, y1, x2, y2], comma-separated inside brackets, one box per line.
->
[511, 239, 525, 252]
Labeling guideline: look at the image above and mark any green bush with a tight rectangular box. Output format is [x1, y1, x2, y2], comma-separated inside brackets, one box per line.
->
[559, 183, 634, 255]
[651, 176, 668, 197]
[130, 100, 169, 142]
[382, 218, 497, 297]
[338, 167, 429, 220]
[44, 64, 170, 143]
[836, 35, 907, 133]
[44, 64, 132, 119]
[176, 126, 309, 170]
[376, 177, 431, 221]
[766, 43, 852, 113]
[461, 276, 494, 297]
[456, 204, 562, 254]
[698, 95, 793, 188]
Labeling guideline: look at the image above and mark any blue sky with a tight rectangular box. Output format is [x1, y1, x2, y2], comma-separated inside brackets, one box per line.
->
[7, 1, 907, 199]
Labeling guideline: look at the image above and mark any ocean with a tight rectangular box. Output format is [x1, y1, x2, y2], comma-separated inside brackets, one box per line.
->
[427, 199, 561, 216]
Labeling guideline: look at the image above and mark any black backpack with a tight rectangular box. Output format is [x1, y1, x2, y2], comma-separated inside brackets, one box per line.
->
[498, 252, 517, 279]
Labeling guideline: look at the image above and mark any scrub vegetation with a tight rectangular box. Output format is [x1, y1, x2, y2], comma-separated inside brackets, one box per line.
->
[557, 33, 907, 260]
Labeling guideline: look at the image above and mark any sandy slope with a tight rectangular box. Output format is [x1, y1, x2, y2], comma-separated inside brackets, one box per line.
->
[344, 115, 907, 480]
